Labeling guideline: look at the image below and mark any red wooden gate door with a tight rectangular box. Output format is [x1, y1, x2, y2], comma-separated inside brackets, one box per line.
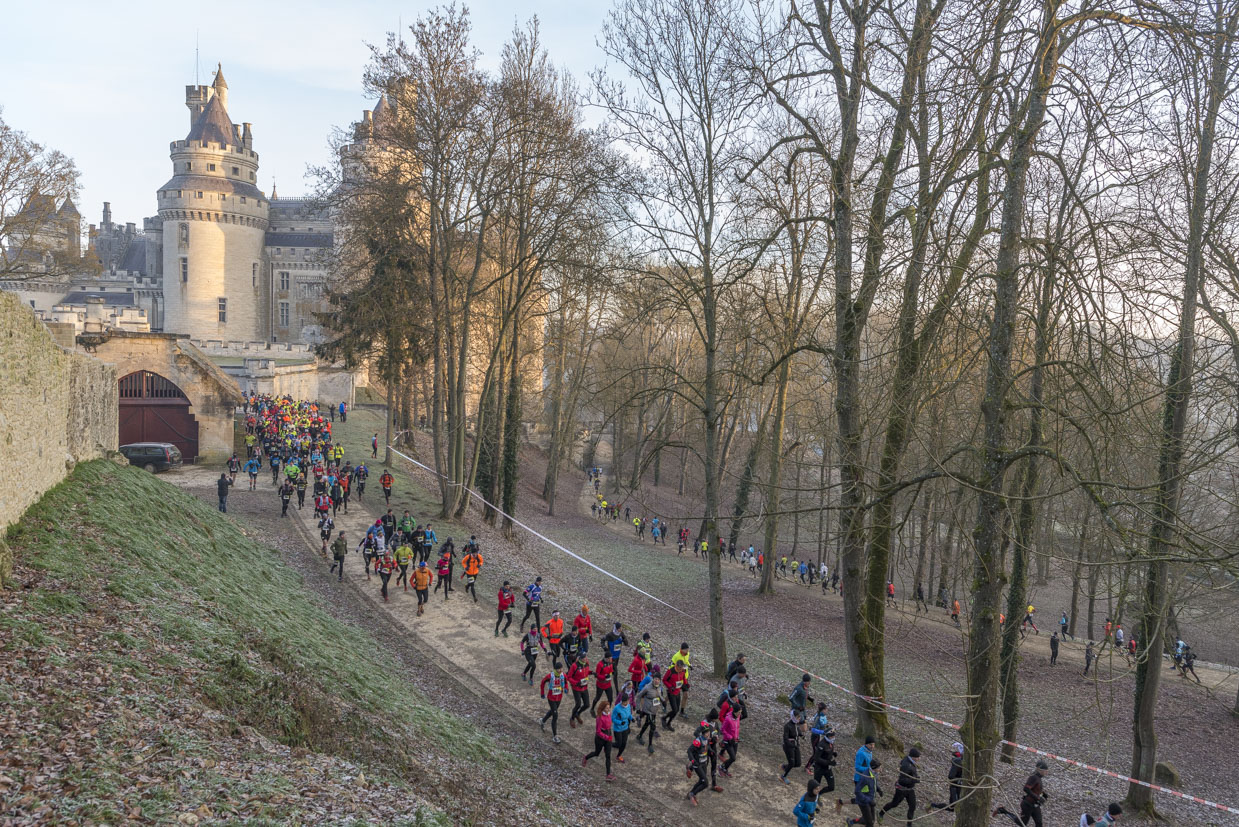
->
[118, 371, 200, 461]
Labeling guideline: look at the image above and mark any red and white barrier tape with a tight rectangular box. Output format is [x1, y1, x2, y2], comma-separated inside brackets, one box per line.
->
[387, 447, 1239, 817]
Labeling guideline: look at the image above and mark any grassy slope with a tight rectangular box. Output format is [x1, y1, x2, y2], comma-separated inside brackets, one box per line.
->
[0, 460, 551, 825]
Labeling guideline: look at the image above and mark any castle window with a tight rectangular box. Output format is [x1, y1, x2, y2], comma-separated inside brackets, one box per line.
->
[180, 258, 188, 283]
[217, 298, 227, 323]
[208, 163, 216, 171]
[279, 271, 290, 290]
[196, 192, 203, 199]
[250, 172, 255, 180]
[185, 162, 191, 171]
[274, 248, 282, 256]
[290, 248, 297, 256]
[240, 197, 246, 204]
[278, 301, 290, 327]
[252, 262, 258, 286]
[232, 166, 239, 175]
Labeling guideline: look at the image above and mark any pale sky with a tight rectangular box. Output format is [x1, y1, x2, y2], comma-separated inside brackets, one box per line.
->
[0, 0, 609, 229]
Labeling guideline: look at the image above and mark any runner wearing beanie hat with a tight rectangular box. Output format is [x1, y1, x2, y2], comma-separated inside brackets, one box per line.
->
[879, 746, 921, 825]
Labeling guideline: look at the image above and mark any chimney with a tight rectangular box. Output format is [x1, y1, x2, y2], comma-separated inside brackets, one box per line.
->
[102, 201, 112, 227]
[234, 124, 244, 146]
[242, 123, 253, 149]
[126, 222, 136, 235]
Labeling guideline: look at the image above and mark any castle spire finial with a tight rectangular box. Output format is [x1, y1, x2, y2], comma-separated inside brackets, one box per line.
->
[272, 180, 278, 199]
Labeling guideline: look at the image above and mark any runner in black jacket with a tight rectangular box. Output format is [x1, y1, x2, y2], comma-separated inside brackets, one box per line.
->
[879, 747, 920, 825]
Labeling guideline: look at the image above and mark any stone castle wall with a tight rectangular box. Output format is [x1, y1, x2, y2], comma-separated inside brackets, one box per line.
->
[0, 291, 118, 585]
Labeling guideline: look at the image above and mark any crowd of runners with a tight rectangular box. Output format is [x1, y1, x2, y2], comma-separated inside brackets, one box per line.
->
[222, 394, 1140, 825]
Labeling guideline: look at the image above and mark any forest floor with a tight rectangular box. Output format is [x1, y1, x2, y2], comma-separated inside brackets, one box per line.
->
[209, 406, 1239, 827]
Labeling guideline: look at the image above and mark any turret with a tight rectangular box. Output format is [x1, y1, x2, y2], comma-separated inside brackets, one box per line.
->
[212, 63, 229, 110]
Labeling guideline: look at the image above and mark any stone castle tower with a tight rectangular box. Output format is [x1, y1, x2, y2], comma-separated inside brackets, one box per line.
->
[158, 65, 269, 341]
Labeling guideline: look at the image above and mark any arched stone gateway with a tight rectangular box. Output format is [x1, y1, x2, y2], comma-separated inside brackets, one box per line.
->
[118, 370, 200, 461]
[89, 331, 241, 463]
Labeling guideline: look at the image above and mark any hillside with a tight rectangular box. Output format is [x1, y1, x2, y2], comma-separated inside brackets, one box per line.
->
[0, 460, 639, 825]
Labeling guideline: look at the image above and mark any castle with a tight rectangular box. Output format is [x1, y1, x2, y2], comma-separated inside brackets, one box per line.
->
[4, 65, 337, 347]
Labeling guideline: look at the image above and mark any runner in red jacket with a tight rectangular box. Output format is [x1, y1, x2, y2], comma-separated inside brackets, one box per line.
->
[568, 656, 592, 728]
[539, 662, 567, 743]
[593, 657, 615, 712]
[628, 651, 648, 688]
[496, 581, 516, 637]
[662, 663, 686, 730]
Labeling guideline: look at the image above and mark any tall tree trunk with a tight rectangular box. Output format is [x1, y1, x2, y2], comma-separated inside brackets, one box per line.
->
[501, 322, 522, 536]
[791, 453, 802, 555]
[729, 398, 773, 552]
[761, 360, 792, 594]
[817, 441, 829, 564]
[913, 494, 932, 598]
[957, 9, 1057, 822]
[1000, 251, 1056, 763]
[1069, 517, 1089, 639]
[1128, 5, 1233, 810]
[703, 273, 728, 678]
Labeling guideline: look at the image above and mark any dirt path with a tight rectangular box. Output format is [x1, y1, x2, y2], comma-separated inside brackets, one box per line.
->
[274, 474, 806, 826]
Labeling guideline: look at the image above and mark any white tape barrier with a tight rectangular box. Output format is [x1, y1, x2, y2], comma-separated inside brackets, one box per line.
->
[387, 447, 1239, 818]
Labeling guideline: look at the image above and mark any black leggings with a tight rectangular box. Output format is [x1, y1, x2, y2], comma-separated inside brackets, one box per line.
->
[613, 729, 629, 758]
[636, 713, 658, 744]
[584, 736, 612, 774]
[541, 699, 560, 736]
[592, 684, 614, 711]
[722, 739, 738, 770]
[880, 787, 917, 825]
[781, 744, 801, 777]
[690, 764, 709, 797]
[521, 604, 542, 629]
[523, 652, 538, 681]
[397, 564, 408, 588]
[416, 588, 428, 605]
[662, 693, 681, 726]
[464, 577, 477, 600]
[379, 572, 391, 599]
[570, 689, 590, 721]
[496, 609, 512, 635]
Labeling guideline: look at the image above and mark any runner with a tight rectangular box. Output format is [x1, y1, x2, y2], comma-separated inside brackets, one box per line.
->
[843, 756, 881, 827]
[1023, 604, 1040, 635]
[581, 698, 615, 781]
[686, 735, 710, 806]
[318, 514, 334, 555]
[521, 624, 545, 685]
[793, 780, 820, 827]
[994, 760, 1049, 827]
[671, 642, 691, 717]
[592, 652, 615, 710]
[433, 550, 452, 601]
[611, 693, 633, 764]
[376, 550, 396, 602]
[878, 747, 920, 826]
[719, 701, 740, 777]
[779, 711, 805, 784]
[542, 609, 566, 660]
[278, 478, 293, 517]
[380, 469, 394, 504]
[539, 660, 566, 744]
[634, 665, 664, 753]
[329, 532, 347, 582]
[573, 604, 594, 657]
[461, 543, 483, 602]
[227, 453, 241, 483]
[496, 581, 515, 637]
[412, 561, 433, 616]
[1081, 803, 1123, 826]
[244, 455, 260, 490]
[661, 661, 686, 730]
[567, 655, 592, 728]
[394, 539, 413, 592]
[602, 622, 630, 691]
[929, 742, 965, 813]
[520, 577, 544, 629]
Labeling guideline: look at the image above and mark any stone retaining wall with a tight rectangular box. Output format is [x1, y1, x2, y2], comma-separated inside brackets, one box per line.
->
[0, 292, 118, 585]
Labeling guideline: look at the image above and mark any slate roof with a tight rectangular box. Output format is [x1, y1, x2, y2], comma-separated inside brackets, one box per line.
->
[60, 291, 136, 306]
[58, 197, 79, 216]
[186, 93, 235, 146]
[265, 232, 333, 249]
[157, 174, 264, 200]
[116, 241, 147, 273]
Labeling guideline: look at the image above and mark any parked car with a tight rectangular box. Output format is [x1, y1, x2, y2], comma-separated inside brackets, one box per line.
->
[119, 442, 183, 473]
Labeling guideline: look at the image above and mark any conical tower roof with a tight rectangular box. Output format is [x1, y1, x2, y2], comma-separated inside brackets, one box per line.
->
[58, 196, 80, 216]
[186, 91, 236, 146]
[213, 62, 228, 89]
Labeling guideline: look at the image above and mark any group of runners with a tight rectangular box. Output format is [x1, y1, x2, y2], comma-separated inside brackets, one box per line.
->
[227, 397, 1135, 825]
